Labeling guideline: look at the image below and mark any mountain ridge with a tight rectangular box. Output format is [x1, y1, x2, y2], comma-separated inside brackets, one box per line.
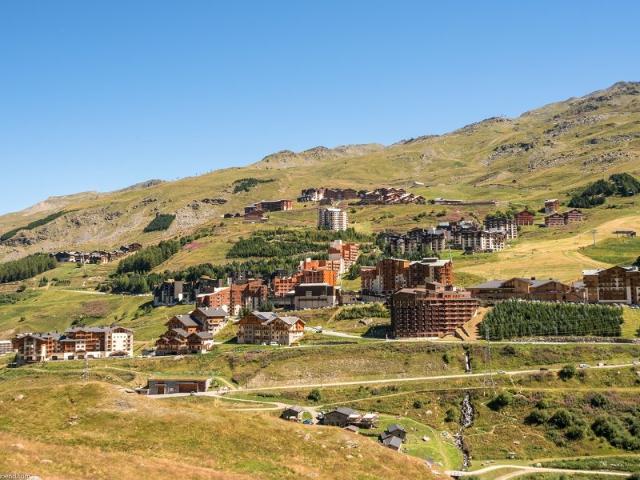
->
[1, 81, 639, 261]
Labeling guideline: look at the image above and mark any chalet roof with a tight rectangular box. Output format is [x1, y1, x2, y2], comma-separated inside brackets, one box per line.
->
[383, 436, 403, 449]
[387, 423, 406, 433]
[191, 331, 214, 340]
[170, 328, 189, 338]
[284, 406, 304, 414]
[333, 407, 357, 417]
[278, 316, 303, 326]
[470, 280, 506, 289]
[173, 315, 199, 327]
[195, 307, 227, 318]
[252, 311, 279, 321]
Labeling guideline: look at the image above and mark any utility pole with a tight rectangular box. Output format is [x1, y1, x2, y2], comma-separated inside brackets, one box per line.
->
[592, 229, 597, 246]
[82, 355, 89, 383]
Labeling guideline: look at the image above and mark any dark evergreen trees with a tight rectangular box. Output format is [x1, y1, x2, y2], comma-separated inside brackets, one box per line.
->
[0, 253, 57, 283]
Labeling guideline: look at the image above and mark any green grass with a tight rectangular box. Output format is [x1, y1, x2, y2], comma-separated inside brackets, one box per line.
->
[359, 414, 463, 469]
[622, 309, 640, 338]
[579, 237, 640, 265]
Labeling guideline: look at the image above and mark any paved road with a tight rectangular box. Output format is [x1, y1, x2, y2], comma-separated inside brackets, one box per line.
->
[447, 464, 631, 479]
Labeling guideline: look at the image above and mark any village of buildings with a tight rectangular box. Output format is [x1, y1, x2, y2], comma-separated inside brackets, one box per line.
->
[4, 185, 639, 455]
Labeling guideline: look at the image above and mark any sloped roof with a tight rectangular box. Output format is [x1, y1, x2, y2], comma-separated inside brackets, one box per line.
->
[173, 315, 199, 327]
[195, 307, 227, 318]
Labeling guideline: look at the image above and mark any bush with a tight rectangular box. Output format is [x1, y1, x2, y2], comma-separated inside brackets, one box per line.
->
[488, 392, 513, 411]
[307, 389, 322, 402]
[525, 409, 549, 425]
[592, 416, 640, 450]
[548, 409, 576, 429]
[143, 214, 176, 233]
[590, 393, 609, 408]
[565, 425, 586, 440]
[336, 303, 388, 320]
[445, 408, 458, 423]
[559, 365, 576, 381]
[413, 400, 423, 409]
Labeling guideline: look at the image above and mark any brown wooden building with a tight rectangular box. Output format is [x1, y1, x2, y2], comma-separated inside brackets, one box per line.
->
[237, 311, 305, 345]
[583, 266, 640, 305]
[515, 209, 535, 226]
[469, 277, 583, 302]
[389, 282, 479, 338]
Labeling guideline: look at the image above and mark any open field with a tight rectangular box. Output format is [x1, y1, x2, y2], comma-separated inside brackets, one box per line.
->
[579, 236, 640, 265]
[457, 214, 640, 283]
[0, 378, 439, 480]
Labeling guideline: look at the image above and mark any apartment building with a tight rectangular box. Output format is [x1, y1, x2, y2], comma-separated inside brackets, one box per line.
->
[155, 307, 227, 355]
[361, 257, 454, 296]
[389, 283, 479, 338]
[237, 311, 305, 345]
[459, 230, 506, 252]
[12, 325, 134, 364]
[196, 279, 269, 315]
[318, 207, 348, 231]
[483, 216, 518, 239]
[583, 265, 640, 305]
[469, 277, 584, 302]
[245, 199, 293, 214]
[292, 283, 340, 309]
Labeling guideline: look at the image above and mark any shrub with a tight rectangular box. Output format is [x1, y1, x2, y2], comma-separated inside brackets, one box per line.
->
[524, 409, 549, 425]
[488, 392, 513, 411]
[445, 408, 458, 423]
[565, 425, 586, 440]
[590, 393, 609, 408]
[548, 409, 576, 429]
[307, 389, 322, 402]
[559, 365, 576, 381]
[413, 400, 423, 409]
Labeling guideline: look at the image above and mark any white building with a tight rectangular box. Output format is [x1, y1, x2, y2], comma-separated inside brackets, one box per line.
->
[318, 207, 348, 231]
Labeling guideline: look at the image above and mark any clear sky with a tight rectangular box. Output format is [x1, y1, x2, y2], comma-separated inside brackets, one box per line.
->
[1, 0, 639, 214]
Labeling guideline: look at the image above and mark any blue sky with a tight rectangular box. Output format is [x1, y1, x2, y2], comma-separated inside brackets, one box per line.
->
[1, 0, 639, 214]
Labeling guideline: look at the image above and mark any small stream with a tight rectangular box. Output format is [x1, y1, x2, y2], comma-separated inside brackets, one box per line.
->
[454, 392, 474, 469]
[455, 349, 474, 469]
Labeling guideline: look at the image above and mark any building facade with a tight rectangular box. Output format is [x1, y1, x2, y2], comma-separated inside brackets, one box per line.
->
[318, 207, 348, 231]
[515, 209, 535, 226]
[583, 266, 640, 304]
[469, 277, 583, 302]
[237, 311, 305, 345]
[389, 283, 479, 338]
[12, 326, 133, 364]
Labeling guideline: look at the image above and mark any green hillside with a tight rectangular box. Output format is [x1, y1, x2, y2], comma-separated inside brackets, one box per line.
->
[1, 81, 639, 264]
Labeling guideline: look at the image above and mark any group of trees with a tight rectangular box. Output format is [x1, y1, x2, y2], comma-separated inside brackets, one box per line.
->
[479, 300, 623, 340]
[1, 210, 68, 241]
[227, 228, 373, 260]
[232, 177, 274, 194]
[568, 173, 640, 208]
[108, 272, 164, 294]
[0, 253, 57, 283]
[116, 240, 180, 274]
[143, 214, 176, 233]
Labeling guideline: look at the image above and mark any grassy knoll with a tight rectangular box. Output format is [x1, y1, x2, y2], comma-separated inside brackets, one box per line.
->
[579, 236, 640, 266]
[0, 288, 192, 347]
[359, 414, 463, 469]
[0, 379, 435, 480]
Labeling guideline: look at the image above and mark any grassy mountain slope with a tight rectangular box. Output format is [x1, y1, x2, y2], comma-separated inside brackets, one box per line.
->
[1, 81, 639, 262]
